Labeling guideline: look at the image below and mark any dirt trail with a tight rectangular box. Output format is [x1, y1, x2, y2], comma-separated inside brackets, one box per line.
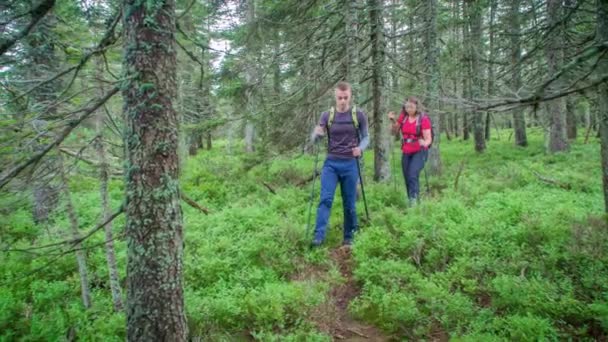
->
[294, 246, 392, 341]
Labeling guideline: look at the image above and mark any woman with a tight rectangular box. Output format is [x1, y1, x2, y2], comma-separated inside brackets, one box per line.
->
[388, 97, 432, 207]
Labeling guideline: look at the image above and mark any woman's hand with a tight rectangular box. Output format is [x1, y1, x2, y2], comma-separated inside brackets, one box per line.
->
[388, 111, 396, 122]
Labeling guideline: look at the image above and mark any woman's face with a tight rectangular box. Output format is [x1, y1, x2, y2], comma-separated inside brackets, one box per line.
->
[405, 101, 417, 115]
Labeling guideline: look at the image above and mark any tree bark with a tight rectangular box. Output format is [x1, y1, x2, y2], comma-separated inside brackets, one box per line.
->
[462, 0, 470, 141]
[597, 0, 608, 213]
[486, 0, 496, 141]
[58, 152, 92, 309]
[345, 0, 360, 85]
[544, 0, 569, 153]
[95, 56, 123, 312]
[369, 0, 390, 181]
[564, 0, 577, 141]
[244, 0, 256, 153]
[468, 0, 485, 153]
[510, 0, 528, 147]
[26, 13, 60, 226]
[566, 98, 577, 140]
[425, 0, 442, 174]
[122, 0, 188, 340]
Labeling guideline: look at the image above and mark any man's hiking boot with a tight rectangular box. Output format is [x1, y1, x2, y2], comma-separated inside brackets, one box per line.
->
[310, 239, 323, 248]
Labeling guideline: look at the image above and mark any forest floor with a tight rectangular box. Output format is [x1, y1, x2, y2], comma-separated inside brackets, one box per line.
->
[2, 132, 605, 340]
[292, 245, 394, 341]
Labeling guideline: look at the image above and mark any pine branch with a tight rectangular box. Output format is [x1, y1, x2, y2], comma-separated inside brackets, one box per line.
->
[0, 87, 119, 190]
[0, 0, 56, 56]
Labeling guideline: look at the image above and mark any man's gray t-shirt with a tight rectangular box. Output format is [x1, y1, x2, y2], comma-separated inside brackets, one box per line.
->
[318, 109, 368, 159]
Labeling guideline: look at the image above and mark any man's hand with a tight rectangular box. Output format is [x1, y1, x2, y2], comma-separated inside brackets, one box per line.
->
[352, 147, 362, 157]
[314, 125, 325, 136]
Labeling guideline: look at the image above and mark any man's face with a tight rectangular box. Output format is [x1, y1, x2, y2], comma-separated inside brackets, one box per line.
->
[335, 88, 351, 112]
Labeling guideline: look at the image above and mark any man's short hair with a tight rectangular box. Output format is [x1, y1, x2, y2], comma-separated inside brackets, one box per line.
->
[335, 81, 351, 92]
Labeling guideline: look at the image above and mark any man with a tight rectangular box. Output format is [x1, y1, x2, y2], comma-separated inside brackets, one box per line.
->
[310, 81, 369, 247]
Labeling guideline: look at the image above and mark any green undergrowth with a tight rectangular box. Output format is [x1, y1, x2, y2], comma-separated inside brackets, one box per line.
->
[350, 132, 607, 341]
[0, 131, 605, 340]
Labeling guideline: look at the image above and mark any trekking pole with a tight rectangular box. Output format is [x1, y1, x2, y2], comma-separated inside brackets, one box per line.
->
[356, 156, 370, 222]
[391, 139, 397, 192]
[306, 143, 320, 238]
[423, 167, 430, 195]
[423, 151, 430, 195]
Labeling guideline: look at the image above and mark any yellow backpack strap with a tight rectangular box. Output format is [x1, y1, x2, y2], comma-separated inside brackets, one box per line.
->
[351, 105, 359, 129]
[328, 106, 335, 129]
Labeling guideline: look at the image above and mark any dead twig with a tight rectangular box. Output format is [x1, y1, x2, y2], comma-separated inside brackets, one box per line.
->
[532, 170, 572, 190]
[296, 170, 321, 187]
[181, 193, 210, 215]
[262, 181, 277, 195]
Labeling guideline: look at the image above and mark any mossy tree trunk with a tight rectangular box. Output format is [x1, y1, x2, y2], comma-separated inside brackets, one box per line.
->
[122, 0, 188, 340]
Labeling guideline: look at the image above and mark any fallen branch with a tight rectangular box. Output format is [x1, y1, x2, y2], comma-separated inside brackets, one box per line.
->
[262, 181, 277, 195]
[181, 193, 210, 215]
[532, 171, 572, 190]
[346, 328, 369, 339]
[60, 148, 98, 166]
[296, 170, 321, 187]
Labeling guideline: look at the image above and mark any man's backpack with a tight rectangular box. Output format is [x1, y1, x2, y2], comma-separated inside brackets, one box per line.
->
[328, 105, 359, 129]
[399, 109, 436, 148]
[327, 105, 360, 142]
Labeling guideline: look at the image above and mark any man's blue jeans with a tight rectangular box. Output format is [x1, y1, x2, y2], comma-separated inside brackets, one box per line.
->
[314, 158, 359, 243]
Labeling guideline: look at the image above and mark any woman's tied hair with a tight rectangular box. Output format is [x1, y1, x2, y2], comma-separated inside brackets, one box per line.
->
[406, 96, 419, 106]
[404, 96, 423, 114]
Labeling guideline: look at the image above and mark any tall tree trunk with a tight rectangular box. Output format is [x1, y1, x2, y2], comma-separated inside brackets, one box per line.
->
[95, 57, 123, 312]
[27, 14, 59, 225]
[206, 132, 212, 150]
[510, 0, 528, 147]
[486, 0, 496, 141]
[462, 0, 470, 141]
[203, 21, 213, 152]
[369, 0, 390, 181]
[468, 0, 485, 152]
[345, 0, 359, 85]
[190, 57, 206, 156]
[451, 0, 460, 139]
[597, 0, 608, 212]
[425, 0, 442, 174]
[244, 0, 256, 153]
[544, 0, 569, 153]
[566, 98, 577, 140]
[122, 0, 188, 340]
[564, 0, 577, 140]
[407, 2, 415, 91]
[390, 0, 399, 94]
[58, 152, 92, 309]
